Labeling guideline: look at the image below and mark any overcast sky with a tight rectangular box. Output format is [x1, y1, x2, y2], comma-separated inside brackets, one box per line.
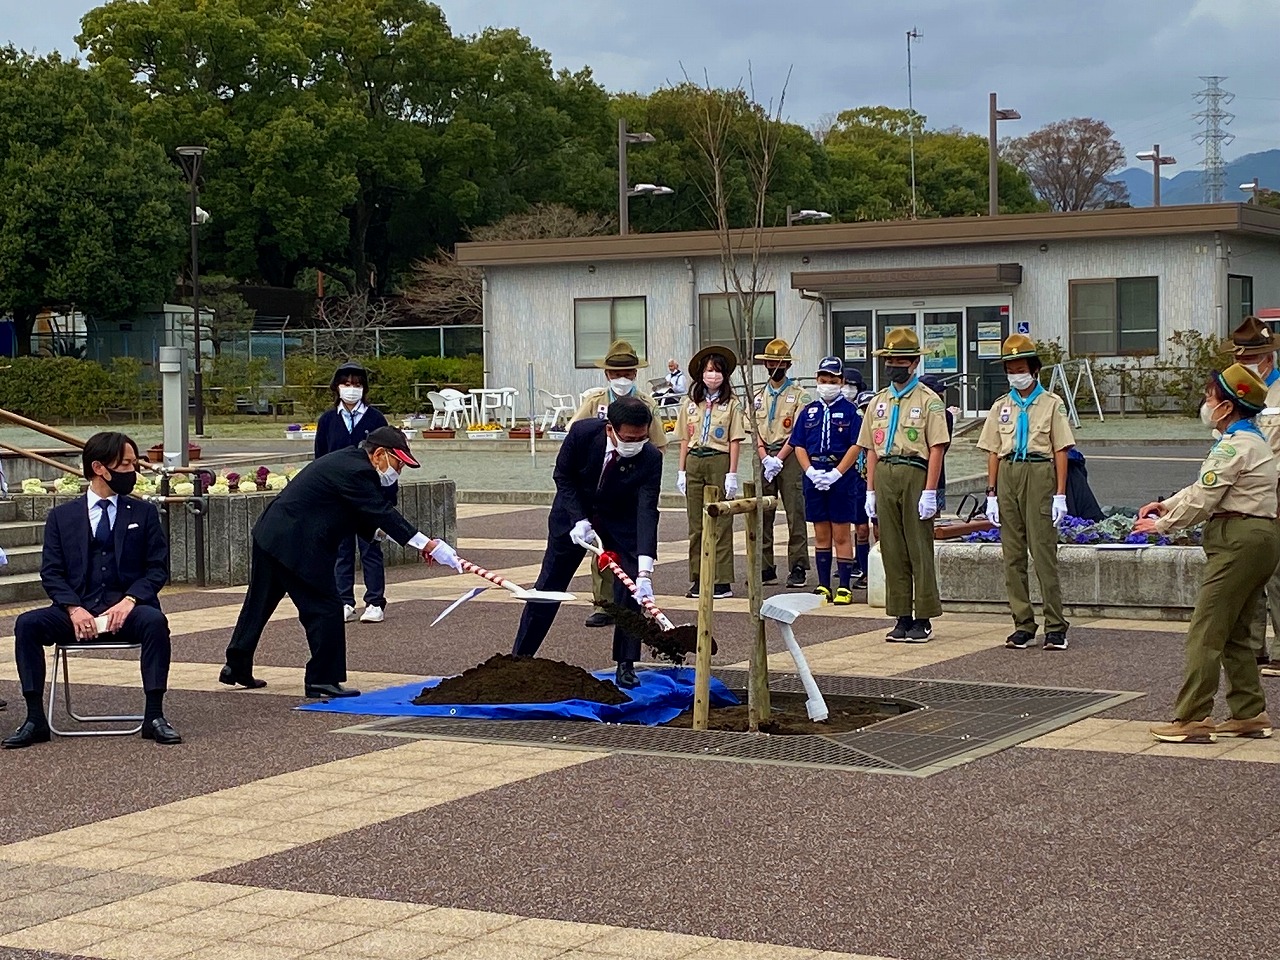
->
[10, 0, 1280, 180]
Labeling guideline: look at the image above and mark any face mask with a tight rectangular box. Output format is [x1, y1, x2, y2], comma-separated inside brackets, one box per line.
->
[886, 366, 912, 385]
[1200, 401, 1227, 430]
[1007, 372, 1036, 391]
[702, 372, 724, 391]
[816, 383, 841, 402]
[105, 470, 136, 497]
[609, 377, 634, 396]
[376, 452, 400, 487]
[842, 385, 858, 401]
[1244, 363, 1262, 378]
[338, 385, 363, 405]
[616, 438, 648, 458]
[767, 366, 788, 383]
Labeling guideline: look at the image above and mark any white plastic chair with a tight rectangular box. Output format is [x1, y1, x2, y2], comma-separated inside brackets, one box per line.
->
[537, 389, 576, 431]
[427, 390, 468, 429]
[439, 388, 477, 426]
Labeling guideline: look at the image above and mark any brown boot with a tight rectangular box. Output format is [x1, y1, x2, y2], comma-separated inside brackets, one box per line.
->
[1149, 718, 1217, 743]
[1215, 711, 1273, 739]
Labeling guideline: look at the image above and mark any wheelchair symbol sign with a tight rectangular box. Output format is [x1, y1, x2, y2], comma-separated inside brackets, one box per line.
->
[1016, 321, 1030, 335]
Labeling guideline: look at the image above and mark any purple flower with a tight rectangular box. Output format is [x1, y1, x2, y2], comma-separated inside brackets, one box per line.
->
[225, 472, 240, 486]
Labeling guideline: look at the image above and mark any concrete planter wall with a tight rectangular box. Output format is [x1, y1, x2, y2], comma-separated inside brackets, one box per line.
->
[1, 450, 82, 487]
[13, 479, 457, 587]
[868, 541, 1204, 621]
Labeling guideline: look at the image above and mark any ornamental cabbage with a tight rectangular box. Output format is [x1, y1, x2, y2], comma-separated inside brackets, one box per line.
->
[21, 478, 45, 494]
[208, 481, 231, 495]
[237, 478, 259, 493]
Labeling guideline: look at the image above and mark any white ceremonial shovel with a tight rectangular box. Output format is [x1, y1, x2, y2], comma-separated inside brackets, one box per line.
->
[431, 558, 577, 627]
[760, 593, 830, 722]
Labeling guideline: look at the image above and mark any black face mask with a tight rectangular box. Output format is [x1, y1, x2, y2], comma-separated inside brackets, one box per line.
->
[105, 470, 136, 496]
[886, 365, 912, 385]
[767, 366, 788, 383]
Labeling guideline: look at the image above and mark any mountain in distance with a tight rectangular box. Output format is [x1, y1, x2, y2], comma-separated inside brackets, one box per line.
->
[1115, 149, 1280, 206]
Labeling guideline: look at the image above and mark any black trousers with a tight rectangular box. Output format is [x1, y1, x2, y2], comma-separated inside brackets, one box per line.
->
[225, 541, 346, 686]
[15, 603, 171, 696]
[335, 535, 385, 608]
[512, 534, 642, 664]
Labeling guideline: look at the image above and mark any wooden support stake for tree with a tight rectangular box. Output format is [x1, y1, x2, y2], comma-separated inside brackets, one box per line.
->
[705, 496, 777, 518]
[692, 484, 720, 732]
[742, 482, 771, 731]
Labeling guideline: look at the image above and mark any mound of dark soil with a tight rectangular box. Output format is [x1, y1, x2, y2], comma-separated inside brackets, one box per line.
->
[412, 654, 631, 706]
[665, 691, 893, 735]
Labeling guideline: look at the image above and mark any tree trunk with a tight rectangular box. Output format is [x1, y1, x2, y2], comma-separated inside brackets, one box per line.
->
[349, 194, 374, 295]
[12, 306, 36, 357]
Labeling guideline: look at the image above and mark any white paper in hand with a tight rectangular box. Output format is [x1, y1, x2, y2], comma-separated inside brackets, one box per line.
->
[431, 587, 488, 626]
[93, 615, 111, 635]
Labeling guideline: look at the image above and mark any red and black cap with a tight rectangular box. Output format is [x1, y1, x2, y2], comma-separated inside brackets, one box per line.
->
[365, 426, 420, 468]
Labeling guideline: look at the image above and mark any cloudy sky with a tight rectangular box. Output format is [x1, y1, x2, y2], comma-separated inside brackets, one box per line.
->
[10, 0, 1280, 179]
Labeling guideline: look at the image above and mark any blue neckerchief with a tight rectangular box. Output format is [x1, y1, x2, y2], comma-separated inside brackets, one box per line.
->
[700, 397, 716, 445]
[1009, 384, 1045, 461]
[766, 377, 793, 425]
[1266, 369, 1279, 388]
[883, 376, 919, 453]
[1225, 418, 1264, 440]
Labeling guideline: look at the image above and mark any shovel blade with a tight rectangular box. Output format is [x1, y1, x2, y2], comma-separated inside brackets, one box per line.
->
[515, 589, 576, 603]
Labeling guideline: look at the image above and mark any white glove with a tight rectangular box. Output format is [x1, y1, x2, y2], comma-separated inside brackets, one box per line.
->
[569, 519, 595, 547]
[723, 472, 740, 498]
[428, 540, 464, 572]
[372, 528, 389, 542]
[918, 489, 938, 520]
[676, 470, 687, 495]
[1052, 494, 1069, 528]
[822, 468, 844, 489]
[634, 576, 655, 613]
[762, 455, 783, 482]
[805, 466, 824, 486]
[865, 491, 877, 519]
[985, 496, 1000, 526]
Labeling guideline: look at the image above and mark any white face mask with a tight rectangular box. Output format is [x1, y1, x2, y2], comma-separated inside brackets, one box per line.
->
[616, 438, 648, 458]
[816, 383, 841, 402]
[609, 377, 634, 396]
[1200, 400, 1227, 431]
[702, 372, 724, 391]
[1007, 372, 1036, 391]
[841, 385, 858, 401]
[338, 385, 363, 405]
[1244, 363, 1262, 377]
[376, 452, 400, 486]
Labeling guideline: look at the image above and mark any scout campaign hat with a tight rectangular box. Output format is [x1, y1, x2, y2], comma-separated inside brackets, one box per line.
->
[329, 361, 369, 389]
[365, 425, 421, 468]
[754, 338, 793, 363]
[993, 333, 1040, 364]
[873, 327, 922, 357]
[1222, 316, 1280, 358]
[595, 339, 648, 370]
[1216, 363, 1267, 414]
[690, 343, 738, 378]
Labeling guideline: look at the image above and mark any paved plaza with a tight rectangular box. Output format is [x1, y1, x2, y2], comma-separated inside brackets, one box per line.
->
[1, 503, 1278, 960]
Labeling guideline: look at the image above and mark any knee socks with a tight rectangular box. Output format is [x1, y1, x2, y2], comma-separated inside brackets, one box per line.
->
[815, 549, 833, 590]
[855, 540, 869, 575]
[837, 559, 855, 590]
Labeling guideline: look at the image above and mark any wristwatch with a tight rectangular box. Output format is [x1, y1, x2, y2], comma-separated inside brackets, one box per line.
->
[123, 595, 138, 605]
[986, 486, 997, 495]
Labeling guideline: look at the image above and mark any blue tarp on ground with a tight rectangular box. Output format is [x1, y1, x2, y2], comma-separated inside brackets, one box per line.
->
[297, 666, 740, 726]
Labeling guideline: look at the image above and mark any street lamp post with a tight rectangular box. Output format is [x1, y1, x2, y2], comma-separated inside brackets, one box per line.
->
[1136, 145, 1177, 206]
[176, 145, 208, 437]
[988, 93, 1021, 217]
[1240, 177, 1261, 203]
[618, 119, 656, 235]
[786, 206, 833, 225]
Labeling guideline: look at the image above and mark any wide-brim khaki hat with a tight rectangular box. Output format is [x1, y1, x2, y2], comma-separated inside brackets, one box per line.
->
[595, 339, 648, 369]
[690, 344, 738, 378]
[990, 333, 1039, 364]
[1222, 316, 1280, 358]
[754, 338, 793, 363]
[873, 327, 922, 357]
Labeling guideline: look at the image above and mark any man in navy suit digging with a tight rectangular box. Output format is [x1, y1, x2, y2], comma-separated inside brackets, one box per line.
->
[3, 432, 178, 749]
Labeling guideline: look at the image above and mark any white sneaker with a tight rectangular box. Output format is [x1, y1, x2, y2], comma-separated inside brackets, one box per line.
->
[343, 604, 357, 623]
[359, 605, 385, 624]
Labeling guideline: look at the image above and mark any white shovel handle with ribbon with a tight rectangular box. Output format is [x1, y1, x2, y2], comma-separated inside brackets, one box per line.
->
[431, 557, 576, 627]
[578, 534, 676, 631]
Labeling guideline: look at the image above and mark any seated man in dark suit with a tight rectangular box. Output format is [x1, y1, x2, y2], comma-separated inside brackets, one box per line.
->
[513, 396, 663, 688]
[4, 432, 178, 749]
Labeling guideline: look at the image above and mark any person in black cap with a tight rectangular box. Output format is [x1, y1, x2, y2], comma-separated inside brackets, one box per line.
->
[220, 426, 462, 698]
[315, 362, 393, 625]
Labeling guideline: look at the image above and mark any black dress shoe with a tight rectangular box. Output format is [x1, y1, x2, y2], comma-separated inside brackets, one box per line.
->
[141, 717, 183, 745]
[305, 683, 361, 699]
[584, 611, 614, 628]
[614, 662, 640, 689]
[761, 566, 778, 585]
[3, 720, 51, 749]
[219, 663, 267, 689]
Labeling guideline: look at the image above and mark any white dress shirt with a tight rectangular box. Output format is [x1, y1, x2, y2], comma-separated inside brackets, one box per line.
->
[86, 490, 119, 533]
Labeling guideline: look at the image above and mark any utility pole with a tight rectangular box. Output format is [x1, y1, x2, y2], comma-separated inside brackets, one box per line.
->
[906, 28, 922, 219]
[1136, 145, 1177, 206]
[988, 93, 1021, 217]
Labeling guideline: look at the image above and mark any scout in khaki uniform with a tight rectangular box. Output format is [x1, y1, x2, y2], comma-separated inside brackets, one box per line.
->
[857, 328, 950, 642]
[752, 339, 810, 588]
[1222, 316, 1280, 678]
[676, 346, 746, 599]
[569, 339, 668, 628]
[1136, 364, 1280, 743]
[977, 334, 1076, 650]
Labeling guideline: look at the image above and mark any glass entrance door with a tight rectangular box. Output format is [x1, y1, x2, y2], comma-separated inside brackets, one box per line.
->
[966, 305, 1011, 412]
[832, 309, 872, 384]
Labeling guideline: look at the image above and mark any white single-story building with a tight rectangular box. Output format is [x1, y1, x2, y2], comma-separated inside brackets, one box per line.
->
[456, 203, 1280, 417]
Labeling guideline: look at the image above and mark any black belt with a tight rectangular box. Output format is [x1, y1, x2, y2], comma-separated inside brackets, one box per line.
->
[1211, 512, 1274, 521]
[764, 441, 787, 454]
[882, 455, 927, 469]
[1002, 454, 1051, 463]
[810, 455, 840, 465]
[688, 448, 728, 458]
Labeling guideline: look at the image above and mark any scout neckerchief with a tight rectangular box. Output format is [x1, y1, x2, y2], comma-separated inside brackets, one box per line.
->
[816, 392, 838, 453]
[1267, 369, 1280, 388]
[883, 376, 919, 453]
[699, 391, 720, 445]
[1225, 418, 1264, 440]
[1009, 383, 1045, 461]
[340, 401, 366, 434]
[765, 377, 793, 425]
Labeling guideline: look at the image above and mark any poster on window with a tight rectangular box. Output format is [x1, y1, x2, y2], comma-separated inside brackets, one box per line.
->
[843, 327, 867, 361]
[977, 321, 1003, 341]
[924, 324, 959, 374]
[977, 340, 1001, 358]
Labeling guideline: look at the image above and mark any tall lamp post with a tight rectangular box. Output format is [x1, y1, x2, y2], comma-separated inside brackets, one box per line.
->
[988, 93, 1021, 217]
[618, 119, 657, 236]
[1240, 177, 1262, 204]
[1136, 145, 1177, 206]
[176, 145, 208, 436]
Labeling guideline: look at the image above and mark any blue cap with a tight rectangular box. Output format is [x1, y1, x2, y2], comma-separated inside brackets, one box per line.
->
[817, 356, 843, 376]
[842, 362, 865, 388]
[854, 389, 875, 410]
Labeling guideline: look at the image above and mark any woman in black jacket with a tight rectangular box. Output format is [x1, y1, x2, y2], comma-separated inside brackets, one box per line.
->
[314, 362, 392, 623]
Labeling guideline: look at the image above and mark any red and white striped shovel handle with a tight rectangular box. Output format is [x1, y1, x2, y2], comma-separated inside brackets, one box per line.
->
[592, 550, 677, 632]
[457, 557, 522, 596]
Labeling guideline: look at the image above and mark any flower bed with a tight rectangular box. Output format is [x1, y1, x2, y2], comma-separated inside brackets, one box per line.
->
[466, 421, 505, 440]
[961, 514, 1203, 548]
[285, 423, 318, 441]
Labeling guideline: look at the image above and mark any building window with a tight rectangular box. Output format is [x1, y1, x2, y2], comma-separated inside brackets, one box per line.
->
[698, 292, 776, 357]
[1068, 277, 1159, 356]
[1229, 275, 1254, 324]
[573, 297, 647, 368]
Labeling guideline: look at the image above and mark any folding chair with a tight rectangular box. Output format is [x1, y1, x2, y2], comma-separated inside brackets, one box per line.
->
[47, 640, 145, 737]
[536, 388, 576, 431]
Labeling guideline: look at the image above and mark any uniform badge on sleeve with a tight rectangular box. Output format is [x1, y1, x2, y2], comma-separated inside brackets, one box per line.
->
[1202, 470, 1218, 486]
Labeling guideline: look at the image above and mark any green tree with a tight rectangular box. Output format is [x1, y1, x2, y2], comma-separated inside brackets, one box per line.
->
[0, 48, 185, 354]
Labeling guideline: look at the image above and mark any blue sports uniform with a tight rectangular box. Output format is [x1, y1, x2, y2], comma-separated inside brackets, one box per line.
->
[790, 395, 860, 524]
